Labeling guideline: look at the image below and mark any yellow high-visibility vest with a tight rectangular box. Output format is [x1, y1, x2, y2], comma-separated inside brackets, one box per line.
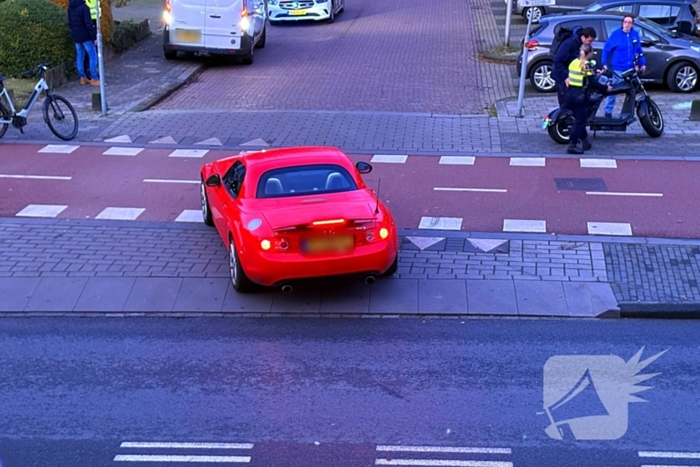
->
[568, 59, 594, 87]
[85, 0, 97, 20]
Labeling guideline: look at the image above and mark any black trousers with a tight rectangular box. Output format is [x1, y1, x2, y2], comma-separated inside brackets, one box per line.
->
[566, 88, 589, 145]
[555, 81, 568, 107]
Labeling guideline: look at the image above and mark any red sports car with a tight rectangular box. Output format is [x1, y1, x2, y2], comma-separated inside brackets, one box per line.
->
[200, 146, 399, 293]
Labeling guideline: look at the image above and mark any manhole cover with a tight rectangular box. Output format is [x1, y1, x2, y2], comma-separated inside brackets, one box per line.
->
[555, 178, 607, 191]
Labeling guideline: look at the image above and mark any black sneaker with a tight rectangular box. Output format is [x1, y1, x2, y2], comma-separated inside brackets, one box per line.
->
[567, 144, 583, 155]
[582, 139, 592, 150]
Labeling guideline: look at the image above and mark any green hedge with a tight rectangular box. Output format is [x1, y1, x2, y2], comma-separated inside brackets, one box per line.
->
[0, 0, 74, 77]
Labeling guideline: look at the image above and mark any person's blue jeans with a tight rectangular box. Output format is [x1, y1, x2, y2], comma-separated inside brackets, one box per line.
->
[604, 75, 623, 115]
[75, 41, 98, 80]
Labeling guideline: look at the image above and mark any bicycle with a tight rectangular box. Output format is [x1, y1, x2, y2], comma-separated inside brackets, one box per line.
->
[0, 62, 79, 141]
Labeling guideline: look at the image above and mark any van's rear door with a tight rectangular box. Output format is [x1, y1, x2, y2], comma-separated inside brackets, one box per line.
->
[169, 0, 206, 46]
[204, 0, 244, 50]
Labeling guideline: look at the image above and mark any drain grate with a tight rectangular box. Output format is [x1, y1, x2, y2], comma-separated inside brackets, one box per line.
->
[555, 178, 607, 191]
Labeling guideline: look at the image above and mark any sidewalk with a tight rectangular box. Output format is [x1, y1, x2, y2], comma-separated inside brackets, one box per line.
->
[1, 217, 699, 318]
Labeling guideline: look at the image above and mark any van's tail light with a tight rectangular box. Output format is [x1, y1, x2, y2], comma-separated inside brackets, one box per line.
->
[163, 0, 173, 24]
[525, 40, 539, 50]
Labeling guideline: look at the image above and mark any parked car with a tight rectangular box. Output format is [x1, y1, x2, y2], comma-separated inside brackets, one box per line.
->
[516, 11, 700, 92]
[199, 146, 398, 293]
[162, 0, 267, 63]
[583, 0, 700, 35]
[509, 0, 593, 23]
[267, 0, 345, 24]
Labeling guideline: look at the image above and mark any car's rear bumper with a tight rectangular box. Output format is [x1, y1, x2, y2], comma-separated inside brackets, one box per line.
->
[163, 27, 253, 55]
[241, 239, 398, 287]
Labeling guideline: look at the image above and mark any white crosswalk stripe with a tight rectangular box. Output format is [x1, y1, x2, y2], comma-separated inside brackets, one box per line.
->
[114, 441, 254, 464]
[375, 445, 512, 467]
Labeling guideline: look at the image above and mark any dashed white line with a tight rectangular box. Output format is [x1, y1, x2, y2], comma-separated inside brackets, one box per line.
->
[175, 210, 204, 223]
[587, 222, 632, 236]
[580, 158, 618, 168]
[639, 451, 700, 459]
[16, 204, 67, 218]
[503, 219, 546, 233]
[419, 216, 463, 230]
[377, 446, 511, 455]
[95, 207, 145, 221]
[434, 187, 507, 193]
[169, 149, 209, 158]
[0, 174, 71, 180]
[103, 147, 144, 156]
[143, 179, 199, 184]
[371, 155, 408, 163]
[509, 157, 545, 167]
[375, 460, 512, 467]
[113, 455, 250, 463]
[38, 144, 80, 154]
[586, 191, 663, 197]
[439, 156, 475, 165]
[119, 442, 253, 449]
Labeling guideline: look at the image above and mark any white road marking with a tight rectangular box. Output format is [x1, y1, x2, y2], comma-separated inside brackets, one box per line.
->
[377, 446, 511, 455]
[149, 136, 178, 145]
[169, 149, 209, 158]
[405, 236, 445, 250]
[38, 144, 79, 154]
[587, 222, 632, 236]
[95, 207, 145, 221]
[104, 135, 132, 143]
[639, 452, 700, 459]
[434, 187, 507, 193]
[241, 138, 269, 147]
[419, 216, 463, 230]
[509, 157, 545, 167]
[503, 219, 546, 233]
[580, 158, 617, 168]
[375, 460, 512, 467]
[175, 210, 204, 223]
[196, 137, 223, 146]
[119, 442, 253, 449]
[586, 191, 663, 197]
[16, 204, 67, 218]
[467, 239, 508, 253]
[371, 155, 408, 163]
[113, 454, 250, 463]
[143, 179, 199, 184]
[103, 147, 144, 156]
[0, 174, 71, 180]
[439, 156, 475, 165]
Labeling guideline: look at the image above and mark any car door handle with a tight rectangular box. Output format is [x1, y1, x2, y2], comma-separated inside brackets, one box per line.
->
[210, 14, 221, 18]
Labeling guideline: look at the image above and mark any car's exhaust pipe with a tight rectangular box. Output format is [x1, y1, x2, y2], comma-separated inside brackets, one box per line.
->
[365, 275, 376, 285]
[281, 284, 293, 294]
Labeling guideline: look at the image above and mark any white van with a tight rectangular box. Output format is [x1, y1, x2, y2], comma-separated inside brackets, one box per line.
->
[162, 0, 267, 64]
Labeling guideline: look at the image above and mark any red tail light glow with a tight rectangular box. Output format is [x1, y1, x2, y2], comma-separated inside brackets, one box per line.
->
[312, 219, 345, 226]
[525, 40, 539, 50]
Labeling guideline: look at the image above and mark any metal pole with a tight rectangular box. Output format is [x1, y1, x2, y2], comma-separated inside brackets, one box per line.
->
[95, 0, 107, 116]
[516, 10, 533, 118]
[505, 0, 513, 46]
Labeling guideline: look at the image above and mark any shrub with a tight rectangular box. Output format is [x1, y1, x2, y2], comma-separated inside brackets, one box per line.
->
[0, 0, 75, 77]
[48, 0, 114, 43]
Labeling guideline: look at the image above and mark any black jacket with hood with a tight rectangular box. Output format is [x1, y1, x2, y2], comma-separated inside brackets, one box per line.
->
[68, 0, 97, 44]
[552, 27, 583, 85]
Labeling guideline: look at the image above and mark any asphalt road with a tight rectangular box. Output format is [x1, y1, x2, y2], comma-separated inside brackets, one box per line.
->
[2, 143, 699, 238]
[0, 318, 698, 467]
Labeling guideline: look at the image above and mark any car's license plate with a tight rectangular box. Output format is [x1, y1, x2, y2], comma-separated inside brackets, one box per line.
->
[175, 29, 201, 43]
[302, 235, 354, 253]
[289, 10, 307, 15]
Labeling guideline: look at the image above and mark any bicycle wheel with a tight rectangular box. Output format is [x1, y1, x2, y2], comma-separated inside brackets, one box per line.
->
[0, 101, 9, 139]
[43, 94, 78, 140]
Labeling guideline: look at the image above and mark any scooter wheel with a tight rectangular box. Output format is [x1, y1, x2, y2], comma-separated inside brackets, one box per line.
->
[548, 116, 573, 144]
[637, 99, 664, 138]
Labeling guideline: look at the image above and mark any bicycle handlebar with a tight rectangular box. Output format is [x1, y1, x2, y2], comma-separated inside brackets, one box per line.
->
[17, 62, 53, 79]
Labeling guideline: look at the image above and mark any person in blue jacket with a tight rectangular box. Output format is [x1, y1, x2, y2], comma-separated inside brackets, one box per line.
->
[68, 0, 100, 86]
[601, 15, 646, 117]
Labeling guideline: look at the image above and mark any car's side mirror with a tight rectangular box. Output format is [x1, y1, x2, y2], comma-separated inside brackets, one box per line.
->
[205, 174, 221, 187]
[638, 36, 654, 47]
[356, 161, 373, 174]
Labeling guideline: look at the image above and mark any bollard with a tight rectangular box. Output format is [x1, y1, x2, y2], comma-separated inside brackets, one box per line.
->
[689, 100, 700, 121]
[92, 92, 102, 111]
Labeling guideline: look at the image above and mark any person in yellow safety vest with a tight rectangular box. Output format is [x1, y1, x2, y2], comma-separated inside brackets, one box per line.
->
[564, 43, 612, 155]
[85, 0, 97, 25]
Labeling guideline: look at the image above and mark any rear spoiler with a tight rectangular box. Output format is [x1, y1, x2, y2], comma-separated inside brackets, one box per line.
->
[273, 217, 377, 232]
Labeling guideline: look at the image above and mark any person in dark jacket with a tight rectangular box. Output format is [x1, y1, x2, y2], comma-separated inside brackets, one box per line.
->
[68, 0, 99, 86]
[552, 26, 597, 106]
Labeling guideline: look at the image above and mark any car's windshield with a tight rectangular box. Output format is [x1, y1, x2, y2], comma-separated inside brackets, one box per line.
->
[257, 164, 358, 199]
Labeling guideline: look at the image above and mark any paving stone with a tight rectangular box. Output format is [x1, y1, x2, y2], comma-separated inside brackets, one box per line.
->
[74, 277, 136, 312]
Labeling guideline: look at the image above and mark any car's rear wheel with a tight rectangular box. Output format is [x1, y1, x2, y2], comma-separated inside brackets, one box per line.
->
[229, 236, 256, 293]
[200, 179, 213, 226]
[530, 61, 555, 92]
[327, 0, 335, 23]
[524, 6, 543, 22]
[256, 24, 266, 49]
[241, 38, 254, 65]
[380, 254, 398, 277]
[667, 61, 698, 93]
[164, 49, 177, 60]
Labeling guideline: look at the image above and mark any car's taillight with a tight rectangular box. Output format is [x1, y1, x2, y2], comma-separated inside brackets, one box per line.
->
[163, 0, 172, 24]
[260, 238, 290, 251]
[365, 226, 391, 242]
[525, 40, 539, 50]
[312, 219, 346, 226]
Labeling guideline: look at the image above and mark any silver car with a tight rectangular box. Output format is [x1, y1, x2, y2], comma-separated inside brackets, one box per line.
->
[509, 0, 595, 22]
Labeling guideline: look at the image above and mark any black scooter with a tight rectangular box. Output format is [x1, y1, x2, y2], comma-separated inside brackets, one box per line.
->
[542, 52, 664, 144]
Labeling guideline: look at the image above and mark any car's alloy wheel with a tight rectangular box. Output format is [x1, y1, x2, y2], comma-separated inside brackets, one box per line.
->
[525, 6, 542, 22]
[672, 64, 698, 92]
[229, 236, 255, 292]
[531, 63, 555, 92]
[201, 181, 213, 226]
